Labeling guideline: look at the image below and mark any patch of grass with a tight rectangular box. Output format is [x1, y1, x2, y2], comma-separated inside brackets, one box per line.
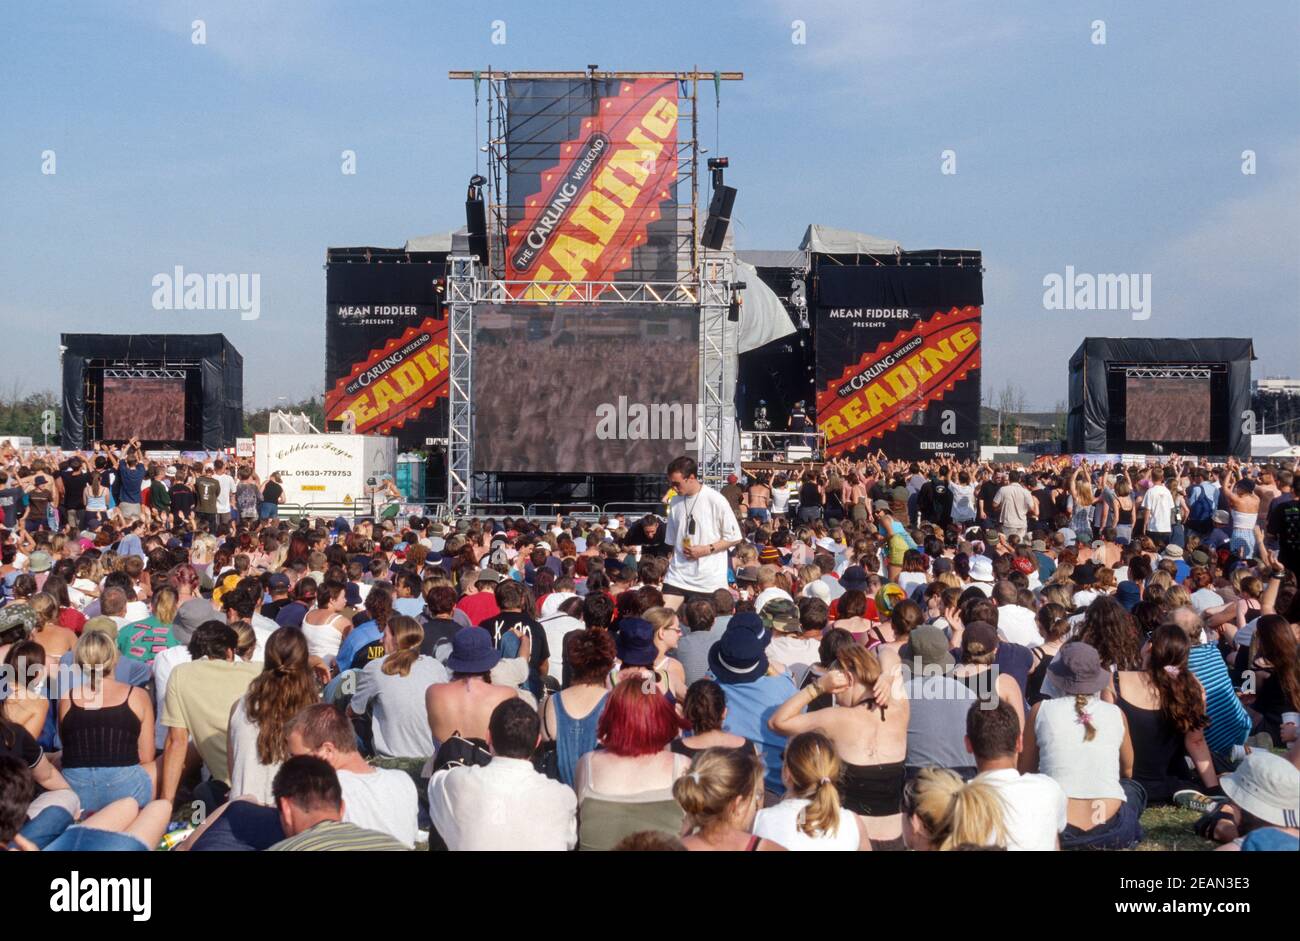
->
[1135, 804, 1215, 852]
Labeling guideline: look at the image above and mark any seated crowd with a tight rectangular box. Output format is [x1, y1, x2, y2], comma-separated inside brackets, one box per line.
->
[0, 446, 1297, 852]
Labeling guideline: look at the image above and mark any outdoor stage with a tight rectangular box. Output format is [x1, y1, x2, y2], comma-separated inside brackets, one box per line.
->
[321, 68, 985, 516]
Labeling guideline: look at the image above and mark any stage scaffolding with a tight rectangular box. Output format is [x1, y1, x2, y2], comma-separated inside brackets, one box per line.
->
[445, 69, 742, 517]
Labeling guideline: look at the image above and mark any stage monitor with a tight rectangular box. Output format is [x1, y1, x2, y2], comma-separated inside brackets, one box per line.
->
[472, 303, 699, 474]
[102, 374, 187, 441]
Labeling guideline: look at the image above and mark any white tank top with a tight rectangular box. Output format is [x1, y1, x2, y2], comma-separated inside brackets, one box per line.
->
[772, 488, 790, 513]
[301, 616, 346, 663]
[1230, 510, 1255, 531]
[1035, 694, 1125, 801]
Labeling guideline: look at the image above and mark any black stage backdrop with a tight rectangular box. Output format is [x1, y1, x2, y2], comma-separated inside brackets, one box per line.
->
[324, 249, 448, 449]
[472, 303, 698, 474]
[1067, 337, 1254, 456]
[814, 266, 982, 460]
[505, 78, 680, 289]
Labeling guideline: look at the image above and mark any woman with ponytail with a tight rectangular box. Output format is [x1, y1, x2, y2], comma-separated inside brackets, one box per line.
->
[228, 627, 318, 804]
[753, 732, 869, 851]
[1020, 642, 1145, 849]
[1113, 625, 1217, 804]
[59, 628, 156, 811]
[350, 615, 448, 761]
[901, 767, 1010, 851]
[673, 747, 785, 851]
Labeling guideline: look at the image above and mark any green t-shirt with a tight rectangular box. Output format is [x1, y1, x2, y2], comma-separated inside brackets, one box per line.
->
[116, 615, 176, 664]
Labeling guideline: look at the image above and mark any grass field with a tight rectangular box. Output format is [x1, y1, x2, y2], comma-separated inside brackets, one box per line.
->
[1136, 804, 1216, 851]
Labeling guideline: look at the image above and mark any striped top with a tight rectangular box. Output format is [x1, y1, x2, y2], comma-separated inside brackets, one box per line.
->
[1186, 644, 1251, 756]
[268, 820, 409, 852]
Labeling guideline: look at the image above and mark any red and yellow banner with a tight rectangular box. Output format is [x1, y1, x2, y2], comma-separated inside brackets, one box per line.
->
[324, 317, 448, 435]
[816, 306, 981, 455]
[507, 78, 678, 300]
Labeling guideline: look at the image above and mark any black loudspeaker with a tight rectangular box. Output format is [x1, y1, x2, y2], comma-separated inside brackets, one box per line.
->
[701, 185, 737, 250]
[465, 197, 488, 264]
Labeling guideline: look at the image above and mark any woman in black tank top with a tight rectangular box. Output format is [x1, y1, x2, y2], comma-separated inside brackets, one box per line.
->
[59, 633, 155, 811]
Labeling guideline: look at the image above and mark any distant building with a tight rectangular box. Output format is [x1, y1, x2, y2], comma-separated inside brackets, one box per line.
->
[1254, 378, 1300, 396]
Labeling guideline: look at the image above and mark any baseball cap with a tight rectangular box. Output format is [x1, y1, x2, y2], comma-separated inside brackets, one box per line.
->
[961, 621, 999, 660]
[268, 573, 291, 591]
[904, 624, 954, 671]
[759, 598, 800, 634]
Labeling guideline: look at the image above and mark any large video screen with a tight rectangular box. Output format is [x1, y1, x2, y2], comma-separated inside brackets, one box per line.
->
[472, 304, 699, 474]
[102, 377, 186, 441]
[1125, 376, 1210, 442]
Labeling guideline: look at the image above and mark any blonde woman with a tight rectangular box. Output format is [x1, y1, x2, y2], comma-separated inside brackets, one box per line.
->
[643, 606, 687, 702]
[901, 768, 1010, 850]
[1068, 467, 1095, 543]
[673, 747, 785, 851]
[351, 615, 448, 760]
[29, 593, 77, 669]
[770, 644, 909, 847]
[70, 555, 102, 607]
[58, 631, 156, 811]
[753, 731, 869, 851]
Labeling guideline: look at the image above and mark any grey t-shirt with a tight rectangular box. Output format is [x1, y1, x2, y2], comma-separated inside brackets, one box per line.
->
[351, 655, 449, 759]
[903, 674, 980, 772]
[994, 483, 1036, 529]
[672, 617, 730, 687]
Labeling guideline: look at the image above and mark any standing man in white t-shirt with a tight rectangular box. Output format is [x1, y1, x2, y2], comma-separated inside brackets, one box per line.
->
[213, 459, 235, 533]
[662, 456, 742, 611]
[1141, 466, 1174, 545]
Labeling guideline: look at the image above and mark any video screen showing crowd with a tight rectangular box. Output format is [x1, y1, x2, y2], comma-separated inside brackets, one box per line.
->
[0, 437, 1296, 855]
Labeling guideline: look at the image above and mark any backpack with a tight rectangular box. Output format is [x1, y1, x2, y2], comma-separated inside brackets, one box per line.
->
[427, 733, 492, 851]
[1188, 484, 1214, 522]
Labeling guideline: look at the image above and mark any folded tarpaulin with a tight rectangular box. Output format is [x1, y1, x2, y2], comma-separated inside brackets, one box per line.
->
[799, 225, 902, 256]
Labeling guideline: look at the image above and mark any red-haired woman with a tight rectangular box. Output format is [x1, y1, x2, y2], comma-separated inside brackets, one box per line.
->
[573, 678, 689, 851]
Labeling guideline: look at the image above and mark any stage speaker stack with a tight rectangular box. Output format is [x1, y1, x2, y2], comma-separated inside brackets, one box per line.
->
[701, 185, 737, 251]
[465, 196, 489, 265]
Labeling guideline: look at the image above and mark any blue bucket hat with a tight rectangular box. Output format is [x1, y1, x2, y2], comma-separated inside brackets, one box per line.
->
[446, 627, 502, 675]
[615, 617, 657, 667]
[1115, 581, 1141, 612]
[708, 624, 770, 685]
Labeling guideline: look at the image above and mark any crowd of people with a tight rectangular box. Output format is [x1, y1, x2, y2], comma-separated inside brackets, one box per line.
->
[1, 442, 1297, 853]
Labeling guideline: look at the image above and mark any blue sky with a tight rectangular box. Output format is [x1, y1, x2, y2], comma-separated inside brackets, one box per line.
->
[2, 0, 1297, 410]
